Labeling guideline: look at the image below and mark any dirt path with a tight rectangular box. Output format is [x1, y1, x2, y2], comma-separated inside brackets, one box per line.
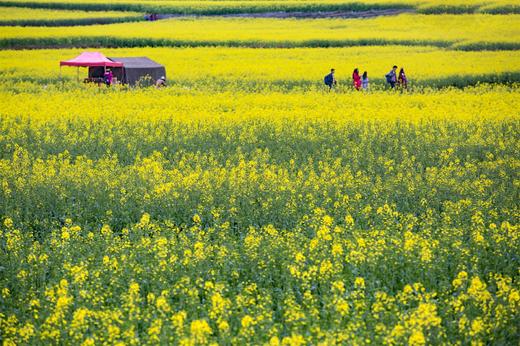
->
[156, 8, 414, 20]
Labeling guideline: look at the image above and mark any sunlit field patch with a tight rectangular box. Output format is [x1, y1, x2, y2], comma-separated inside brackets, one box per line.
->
[1, 84, 519, 344]
[1, 46, 519, 91]
[1, 14, 519, 49]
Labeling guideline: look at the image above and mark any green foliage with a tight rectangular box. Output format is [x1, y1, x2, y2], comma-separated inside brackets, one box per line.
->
[0, 14, 143, 26]
[0, 36, 470, 50]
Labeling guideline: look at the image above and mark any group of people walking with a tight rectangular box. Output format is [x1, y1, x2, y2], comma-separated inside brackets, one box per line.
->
[324, 65, 408, 91]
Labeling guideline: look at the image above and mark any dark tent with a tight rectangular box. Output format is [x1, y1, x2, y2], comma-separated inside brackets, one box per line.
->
[88, 57, 166, 86]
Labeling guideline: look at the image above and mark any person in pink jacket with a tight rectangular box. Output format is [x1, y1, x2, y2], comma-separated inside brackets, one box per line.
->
[352, 68, 362, 91]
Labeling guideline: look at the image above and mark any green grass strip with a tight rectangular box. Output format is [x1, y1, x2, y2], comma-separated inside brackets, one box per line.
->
[0, 15, 144, 26]
[0, 37, 459, 50]
[1, 37, 518, 51]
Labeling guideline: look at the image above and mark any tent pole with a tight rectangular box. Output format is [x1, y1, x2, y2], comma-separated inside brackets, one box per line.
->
[60, 66, 64, 89]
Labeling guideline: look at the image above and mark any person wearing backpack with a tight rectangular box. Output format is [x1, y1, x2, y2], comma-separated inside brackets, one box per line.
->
[385, 65, 397, 89]
[324, 68, 337, 91]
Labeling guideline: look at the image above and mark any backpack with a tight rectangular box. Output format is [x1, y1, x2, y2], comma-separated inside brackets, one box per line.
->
[385, 72, 393, 83]
[324, 73, 333, 85]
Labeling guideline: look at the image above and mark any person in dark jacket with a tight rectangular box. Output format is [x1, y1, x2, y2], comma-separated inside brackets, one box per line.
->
[385, 65, 397, 89]
[324, 68, 337, 91]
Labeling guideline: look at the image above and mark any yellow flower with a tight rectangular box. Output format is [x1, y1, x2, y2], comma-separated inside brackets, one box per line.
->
[452, 271, 468, 288]
[218, 320, 229, 333]
[470, 318, 484, 336]
[81, 338, 95, 346]
[61, 229, 70, 241]
[509, 289, 520, 306]
[129, 282, 140, 295]
[140, 213, 151, 226]
[332, 243, 343, 256]
[156, 295, 171, 313]
[270, 336, 280, 346]
[335, 299, 350, 316]
[332, 280, 345, 294]
[148, 319, 162, 343]
[408, 330, 426, 346]
[190, 319, 212, 343]
[355, 277, 365, 289]
[282, 334, 306, 346]
[3, 217, 13, 229]
[2, 287, 10, 298]
[241, 315, 255, 329]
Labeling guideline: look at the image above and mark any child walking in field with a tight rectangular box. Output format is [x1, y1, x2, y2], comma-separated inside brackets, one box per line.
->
[398, 68, 408, 89]
[362, 71, 369, 90]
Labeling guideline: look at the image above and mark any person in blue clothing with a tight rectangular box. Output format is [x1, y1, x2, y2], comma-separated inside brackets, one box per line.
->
[324, 68, 337, 91]
[362, 71, 369, 90]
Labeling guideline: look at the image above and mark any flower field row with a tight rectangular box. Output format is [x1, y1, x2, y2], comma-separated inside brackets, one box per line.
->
[0, 85, 518, 230]
[0, 0, 518, 15]
[1, 14, 519, 50]
[1, 47, 519, 90]
[0, 6, 143, 26]
[0, 84, 519, 344]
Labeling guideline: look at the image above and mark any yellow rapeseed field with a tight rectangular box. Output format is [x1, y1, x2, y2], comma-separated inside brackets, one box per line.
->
[1, 82, 519, 344]
[1, 47, 519, 90]
[1, 14, 519, 49]
[0, 5, 519, 346]
[0, 7, 140, 20]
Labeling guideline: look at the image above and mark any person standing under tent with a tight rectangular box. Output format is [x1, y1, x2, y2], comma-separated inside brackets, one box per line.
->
[103, 68, 113, 87]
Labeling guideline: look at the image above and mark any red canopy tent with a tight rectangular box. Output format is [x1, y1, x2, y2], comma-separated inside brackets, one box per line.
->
[60, 52, 123, 81]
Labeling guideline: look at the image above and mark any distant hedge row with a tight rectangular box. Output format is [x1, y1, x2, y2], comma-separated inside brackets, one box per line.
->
[0, 0, 518, 15]
[0, 15, 143, 27]
[417, 4, 520, 14]
[1, 36, 519, 51]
